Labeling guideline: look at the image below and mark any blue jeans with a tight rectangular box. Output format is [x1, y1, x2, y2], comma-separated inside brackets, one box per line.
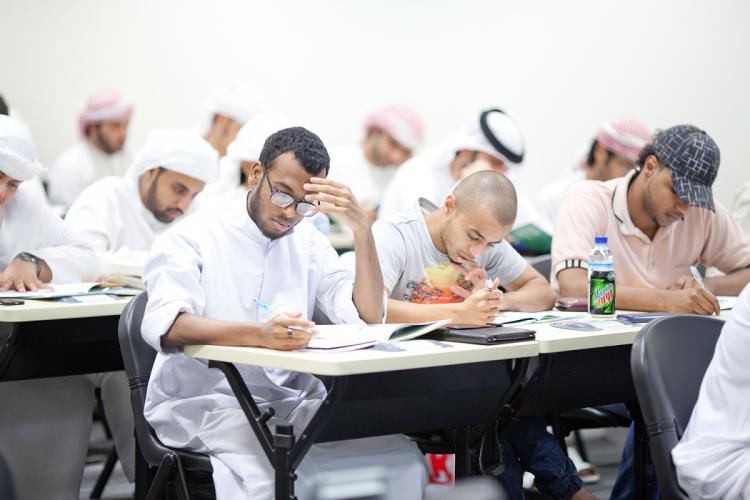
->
[610, 424, 659, 500]
[499, 416, 583, 500]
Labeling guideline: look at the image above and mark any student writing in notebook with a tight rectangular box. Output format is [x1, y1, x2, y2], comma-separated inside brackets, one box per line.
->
[372, 170, 595, 500]
[141, 127, 426, 499]
[552, 125, 750, 500]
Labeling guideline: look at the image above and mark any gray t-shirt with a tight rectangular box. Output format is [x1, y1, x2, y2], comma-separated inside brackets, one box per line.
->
[373, 199, 528, 304]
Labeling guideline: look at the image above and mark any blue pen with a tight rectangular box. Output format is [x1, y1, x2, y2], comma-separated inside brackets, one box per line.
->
[252, 298, 314, 334]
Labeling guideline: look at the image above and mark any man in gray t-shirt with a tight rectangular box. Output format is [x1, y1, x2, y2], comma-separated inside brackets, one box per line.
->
[371, 171, 597, 500]
[373, 171, 555, 324]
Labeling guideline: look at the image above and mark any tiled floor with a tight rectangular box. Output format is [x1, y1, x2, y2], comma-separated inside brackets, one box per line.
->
[80, 426, 629, 499]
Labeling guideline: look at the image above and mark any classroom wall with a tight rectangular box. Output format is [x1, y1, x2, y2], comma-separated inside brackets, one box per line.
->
[2, 0, 749, 205]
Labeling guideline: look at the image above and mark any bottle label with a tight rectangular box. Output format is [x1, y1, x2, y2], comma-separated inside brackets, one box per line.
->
[589, 271, 616, 315]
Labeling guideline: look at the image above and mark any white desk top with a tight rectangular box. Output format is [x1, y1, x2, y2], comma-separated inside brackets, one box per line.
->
[0, 297, 132, 323]
[532, 322, 642, 353]
[185, 339, 538, 376]
[531, 310, 733, 354]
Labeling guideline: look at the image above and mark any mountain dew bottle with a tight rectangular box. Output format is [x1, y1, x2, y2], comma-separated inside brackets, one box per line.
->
[588, 236, 616, 316]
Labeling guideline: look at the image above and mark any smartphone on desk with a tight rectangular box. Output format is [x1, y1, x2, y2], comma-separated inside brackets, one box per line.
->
[0, 298, 25, 306]
[426, 325, 535, 345]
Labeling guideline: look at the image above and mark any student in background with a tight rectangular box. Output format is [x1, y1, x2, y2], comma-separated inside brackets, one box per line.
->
[672, 282, 750, 499]
[0, 115, 99, 500]
[200, 112, 290, 205]
[198, 83, 271, 158]
[64, 129, 218, 485]
[65, 129, 218, 275]
[48, 90, 133, 208]
[141, 127, 426, 499]
[378, 108, 549, 233]
[535, 119, 651, 230]
[328, 105, 423, 219]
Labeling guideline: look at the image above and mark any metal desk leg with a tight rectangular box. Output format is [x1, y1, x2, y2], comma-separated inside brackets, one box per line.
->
[210, 361, 345, 500]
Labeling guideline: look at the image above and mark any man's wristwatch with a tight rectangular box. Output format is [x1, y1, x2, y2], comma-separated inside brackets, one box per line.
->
[15, 252, 42, 278]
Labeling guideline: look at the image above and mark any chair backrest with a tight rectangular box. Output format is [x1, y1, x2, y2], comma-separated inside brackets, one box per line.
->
[631, 314, 724, 500]
[118, 292, 171, 467]
[527, 254, 552, 281]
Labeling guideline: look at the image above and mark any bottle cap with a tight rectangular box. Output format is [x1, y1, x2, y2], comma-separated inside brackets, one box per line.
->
[595, 236, 608, 244]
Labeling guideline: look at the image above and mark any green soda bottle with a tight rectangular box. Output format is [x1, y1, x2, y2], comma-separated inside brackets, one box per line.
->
[588, 236, 616, 316]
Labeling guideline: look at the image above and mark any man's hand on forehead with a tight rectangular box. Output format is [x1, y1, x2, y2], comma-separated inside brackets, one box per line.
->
[303, 177, 370, 233]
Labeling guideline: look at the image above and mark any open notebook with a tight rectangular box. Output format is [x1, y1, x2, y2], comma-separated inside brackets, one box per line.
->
[0, 282, 142, 300]
[302, 319, 451, 352]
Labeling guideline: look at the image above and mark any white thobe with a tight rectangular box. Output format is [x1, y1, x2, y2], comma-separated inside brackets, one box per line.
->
[65, 176, 174, 277]
[142, 196, 426, 500]
[672, 284, 750, 499]
[0, 183, 95, 281]
[534, 170, 586, 231]
[327, 145, 398, 209]
[378, 146, 551, 233]
[0, 183, 99, 500]
[65, 175, 175, 483]
[48, 140, 132, 208]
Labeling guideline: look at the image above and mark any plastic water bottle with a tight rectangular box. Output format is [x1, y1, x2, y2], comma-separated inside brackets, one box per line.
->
[588, 236, 616, 316]
[310, 212, 330, 236]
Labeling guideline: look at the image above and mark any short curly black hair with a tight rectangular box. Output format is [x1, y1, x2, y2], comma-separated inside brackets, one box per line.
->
[259, 126, 330, 176]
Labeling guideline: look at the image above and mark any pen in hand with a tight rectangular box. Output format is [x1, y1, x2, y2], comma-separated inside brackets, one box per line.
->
[689, 266, 705, 289]
[252, 298, 315, 334]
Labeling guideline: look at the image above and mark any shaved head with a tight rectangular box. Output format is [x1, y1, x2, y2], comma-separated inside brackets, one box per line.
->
[452, 170, 517, 226]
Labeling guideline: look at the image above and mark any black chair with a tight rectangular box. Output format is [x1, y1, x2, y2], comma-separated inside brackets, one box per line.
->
[118, 292, 214, 500]
[0, 451, 15, 500]
[630, 314, 724, 500]
[527, 254, 551, 282]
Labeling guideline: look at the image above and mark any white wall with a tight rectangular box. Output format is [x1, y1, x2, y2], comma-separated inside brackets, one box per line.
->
[2, 0, 749, 205]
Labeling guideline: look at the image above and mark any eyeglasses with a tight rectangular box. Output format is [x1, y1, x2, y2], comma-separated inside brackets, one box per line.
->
[263, 171, 318, 217]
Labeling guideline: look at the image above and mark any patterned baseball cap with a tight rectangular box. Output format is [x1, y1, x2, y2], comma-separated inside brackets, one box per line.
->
[653, 125, 720, 212]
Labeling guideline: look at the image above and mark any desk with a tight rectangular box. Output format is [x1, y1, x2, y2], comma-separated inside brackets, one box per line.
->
[515, 313, 730, 499]
[0, 298, 132, 381]
[186, 340, 538, 499]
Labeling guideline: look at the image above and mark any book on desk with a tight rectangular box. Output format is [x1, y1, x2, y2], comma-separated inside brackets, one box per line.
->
[303, 319, 451, 352]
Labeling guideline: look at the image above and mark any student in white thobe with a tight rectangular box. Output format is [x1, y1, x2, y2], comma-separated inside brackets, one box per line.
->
[198, 83, 271, 158]
[142, 127, 426, 500]
[48, 90, 133, 209]
[378, 108, 550, 233]
[0, 116, 99, 500]
[65, 129, 219, 483]
[672, 282, 750, 499]
[328, 105, 423, 219]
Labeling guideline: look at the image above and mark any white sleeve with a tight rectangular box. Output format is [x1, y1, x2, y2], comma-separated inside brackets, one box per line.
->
[65, 187, 150, 276]
[48, 156, 86, 208]
[314, 232, 387, 325]
[26, 199, 97, 283]
[672, 284, 750, 499]
[141, 230, 205, 353]
[378, 170, 413, 221]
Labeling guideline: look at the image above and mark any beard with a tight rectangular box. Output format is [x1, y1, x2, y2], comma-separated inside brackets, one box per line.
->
[439, 227, 464, 266]
[95, 127, 122, 155]
[144, 174, 181, 223]
[247, 189, 295, 240]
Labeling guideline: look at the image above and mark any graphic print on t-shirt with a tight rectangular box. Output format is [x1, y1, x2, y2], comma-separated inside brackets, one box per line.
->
[403, 261, 471, 304]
